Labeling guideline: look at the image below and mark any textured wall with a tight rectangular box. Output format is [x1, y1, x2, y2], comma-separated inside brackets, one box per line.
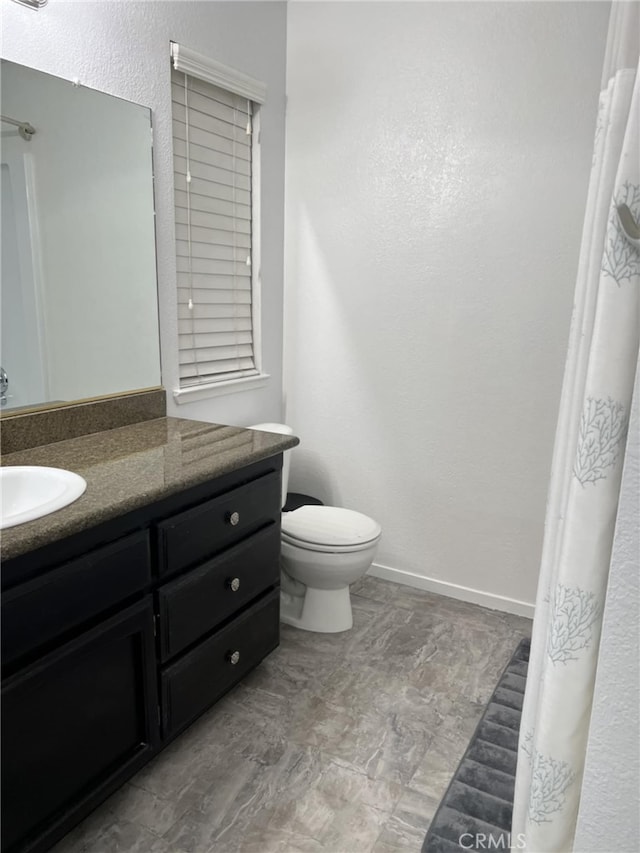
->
[574, 359, 640, 852]
[1, 0, 287, 426]
[284, 1, 610, 611]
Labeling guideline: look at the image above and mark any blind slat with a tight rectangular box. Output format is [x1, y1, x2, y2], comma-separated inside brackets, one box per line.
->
[176, 242, 249, 263]
[173, 135, 250, 169]
[173, 64, 257, 388]
[174, 156, 250, 190]
[176, 273, 251, 291]
[177, 308, 253, 327]
[177, 287, 252, 306]
[178, 329, 253, 347]
[174, 173, 251, 207]
[176, 256, 250, 277]
[180, 365, 257, 386]
[174, 178, 251, 213]
[175, 206, 251, 235]
[180, 361, 256, 381]
[175, 190, 251, 222]
[172, 87, 251, 131]
[173, 135, 251, 175]
[172, 116, 250, 154]
[179, 345, 254, 364]
[176, 226, 250, 250]
[179, 345, 254, 363]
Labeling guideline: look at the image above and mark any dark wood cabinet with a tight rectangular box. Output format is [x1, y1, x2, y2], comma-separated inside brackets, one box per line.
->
[2, 530, 151, 669]
[155, 469, 280, 578]
[1, 455, 283, 853]
[157, 523, 280, 662]
[1, 600, 158, 853]
[161, 588, 280, 738]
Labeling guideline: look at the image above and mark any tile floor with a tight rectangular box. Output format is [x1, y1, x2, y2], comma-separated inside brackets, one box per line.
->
[52, 576, 531, 853]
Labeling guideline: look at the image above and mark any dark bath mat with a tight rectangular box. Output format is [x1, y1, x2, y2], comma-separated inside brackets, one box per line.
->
[422, 637, 530, 852]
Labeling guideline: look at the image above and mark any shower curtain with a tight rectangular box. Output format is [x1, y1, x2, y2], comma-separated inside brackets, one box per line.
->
[511, 4, 640, 851]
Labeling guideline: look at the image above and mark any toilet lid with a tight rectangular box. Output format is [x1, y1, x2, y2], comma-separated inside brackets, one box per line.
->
[281, 505, 381, 548]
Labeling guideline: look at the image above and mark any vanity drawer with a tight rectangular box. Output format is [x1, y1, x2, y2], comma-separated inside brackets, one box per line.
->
[158, 523, 280, 662]
[161, 588, 279, 738]
[156, 471, 280, 578]
[1, 531, 151, 668]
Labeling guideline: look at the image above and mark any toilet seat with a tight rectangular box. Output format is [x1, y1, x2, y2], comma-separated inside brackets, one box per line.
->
[281, 505, 381, 553]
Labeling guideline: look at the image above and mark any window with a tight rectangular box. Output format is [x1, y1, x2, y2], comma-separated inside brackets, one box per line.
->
[170, 42, 268, 400]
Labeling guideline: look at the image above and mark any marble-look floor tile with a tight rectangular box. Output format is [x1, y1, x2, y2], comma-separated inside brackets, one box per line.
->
[49, 814, 174, 853]
[439, 696, 487, 743]
[222, 826, 326, 853]
[76, 821, 172, 853]
[50, 578, 530, 853]
[319, 802, 389, 852]
[351, 575, 399, 604]
[289, 694, 360, 750]
[164, 743, 326, 853]
[373, 788, 441, 851]
[367, 712, 435, 786]
[354, 575, 532, 642]
[128, 731, 225, 802]
[352, 576, 483, 628]
[408, 630, 522, 705]
[314, 757, 404, 814]
[48, 801, 118, 853]
[242, 635, 341, 699]
[99, 782, 198, 837]
[321, 662, 454, 728]
[247, 758, 398, 845]
[257, 782, 339, 842]
[290, 697, 434, 787]
[202, 685, 306, 768]
[407, 733, 470, 801]
[351, 614, 443, 677]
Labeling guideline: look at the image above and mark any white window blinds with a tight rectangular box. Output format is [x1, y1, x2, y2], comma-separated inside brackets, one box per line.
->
[170, 44, 265, 388]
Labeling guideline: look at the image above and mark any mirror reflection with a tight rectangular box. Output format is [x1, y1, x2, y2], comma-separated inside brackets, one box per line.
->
[0, 60, 161, 414]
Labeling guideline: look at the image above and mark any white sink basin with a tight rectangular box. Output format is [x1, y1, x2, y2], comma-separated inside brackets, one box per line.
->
[0, 466, 87, 530]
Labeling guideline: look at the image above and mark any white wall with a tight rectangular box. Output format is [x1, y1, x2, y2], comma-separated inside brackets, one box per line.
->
[1, 0, 287, 426]
[284, 1, 610, 613]
[574, 359, 640, 853]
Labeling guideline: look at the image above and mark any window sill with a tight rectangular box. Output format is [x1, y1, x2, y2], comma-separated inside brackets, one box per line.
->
[173, 373, 270, 404]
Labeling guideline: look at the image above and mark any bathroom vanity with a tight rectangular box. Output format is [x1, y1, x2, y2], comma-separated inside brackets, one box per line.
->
[0, 417, 297, 853]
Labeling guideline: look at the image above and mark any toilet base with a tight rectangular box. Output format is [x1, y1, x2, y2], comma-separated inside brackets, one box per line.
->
[280, 585, 353, 633]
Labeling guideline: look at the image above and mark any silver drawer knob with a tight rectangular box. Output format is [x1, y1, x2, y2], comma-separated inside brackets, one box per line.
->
[227, 650, 240, 665]
[228, 511, 240, 526]
[227, 577, 240, 592]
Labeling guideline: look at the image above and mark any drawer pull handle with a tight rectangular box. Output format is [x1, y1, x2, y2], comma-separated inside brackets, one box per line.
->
[227, 577, 241, 592]
[228, 511, 240, 526]
[227, 650, 241, 665]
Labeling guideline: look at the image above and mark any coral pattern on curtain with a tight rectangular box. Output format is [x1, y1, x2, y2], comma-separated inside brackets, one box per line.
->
[512, 4, 640, 851]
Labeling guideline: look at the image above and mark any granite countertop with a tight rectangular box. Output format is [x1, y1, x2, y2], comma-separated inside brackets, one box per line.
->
[0, 417, 298, 561]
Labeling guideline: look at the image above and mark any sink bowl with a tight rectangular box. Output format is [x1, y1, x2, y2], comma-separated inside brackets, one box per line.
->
[0, 466, 87, 530]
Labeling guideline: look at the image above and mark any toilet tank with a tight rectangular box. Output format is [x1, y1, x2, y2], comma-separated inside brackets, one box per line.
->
[248, 423, 293, 509]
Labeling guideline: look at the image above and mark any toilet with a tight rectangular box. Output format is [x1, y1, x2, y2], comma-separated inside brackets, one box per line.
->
[249, 423, 381, 633]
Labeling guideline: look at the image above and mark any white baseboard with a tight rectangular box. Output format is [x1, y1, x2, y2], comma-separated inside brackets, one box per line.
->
[368, 562, 535, 619]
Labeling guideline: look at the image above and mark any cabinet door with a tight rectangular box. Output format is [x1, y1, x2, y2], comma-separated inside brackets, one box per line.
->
[1, 600, 159, 853]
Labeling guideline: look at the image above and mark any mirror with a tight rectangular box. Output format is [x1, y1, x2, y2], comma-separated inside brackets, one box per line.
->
[0, 60, 161, 415]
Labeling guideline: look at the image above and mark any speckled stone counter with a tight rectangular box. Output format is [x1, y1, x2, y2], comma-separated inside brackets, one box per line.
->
[0, 388, 167, 454]
[0, 417, 298, 561]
